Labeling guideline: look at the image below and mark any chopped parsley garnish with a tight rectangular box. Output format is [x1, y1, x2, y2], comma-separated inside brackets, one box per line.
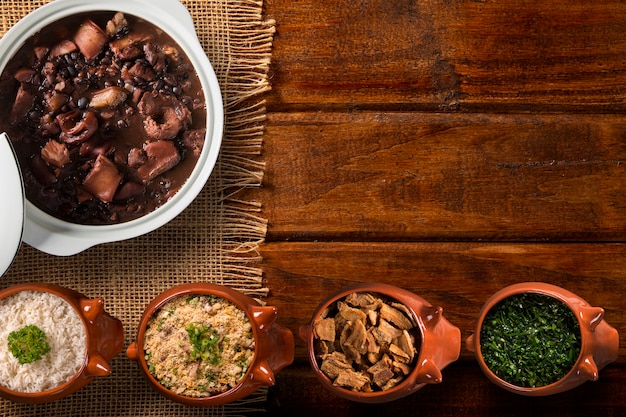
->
[480, 293, 581, 388]
[8, 325, 51, 365]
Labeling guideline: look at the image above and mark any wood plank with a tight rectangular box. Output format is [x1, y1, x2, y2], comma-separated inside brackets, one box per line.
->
[255, 112, 626, 241]
[267, 364, 626, 416]
[261, 241, 626, 363]
[265, 0, 626, 112]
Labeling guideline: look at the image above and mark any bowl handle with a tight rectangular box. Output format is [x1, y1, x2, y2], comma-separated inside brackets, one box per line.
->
[126, 342, 139, 362]
[250, 359, 276, 386]
[84, 352, 112, 377]
[80, 298, 104, 323]
[415, 307, 461, 385]
[298, 324, 311, 343]
[137, 0, 197, 40]
[76, 295, 125, 377]
[246, 304, 294, 385]
[266, 323, 295, 375]
[466, 333, 476, 353]
[580, 306, 619, 374]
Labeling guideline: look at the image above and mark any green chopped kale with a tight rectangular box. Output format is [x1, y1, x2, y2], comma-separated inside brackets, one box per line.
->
[480, 292, 581, 388]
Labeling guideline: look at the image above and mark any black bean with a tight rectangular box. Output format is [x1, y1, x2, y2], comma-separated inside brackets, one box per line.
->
[153, 79, 164, 90]
[27, 110, 41, 122]
[77, 97, 89, 109]
[164, 75, 176, 86]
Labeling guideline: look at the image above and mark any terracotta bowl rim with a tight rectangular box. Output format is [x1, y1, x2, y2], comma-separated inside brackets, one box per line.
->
[133, 282, 265, 404]
[0, 282, 91, 399]
[304, 282, 428, 400]
[473, 282, 586, 393]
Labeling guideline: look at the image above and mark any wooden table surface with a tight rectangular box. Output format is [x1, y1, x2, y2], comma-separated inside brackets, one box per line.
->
[252, 0, 626, 415]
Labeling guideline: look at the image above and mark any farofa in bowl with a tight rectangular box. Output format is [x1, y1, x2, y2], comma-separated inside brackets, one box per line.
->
[127, 283, 294, 407]
[143, 294, 255, 397]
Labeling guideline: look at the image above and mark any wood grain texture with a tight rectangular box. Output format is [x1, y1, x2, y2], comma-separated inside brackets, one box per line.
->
[267, 364, 626, 416]
[265, 0, 626, 112]
[262, 241, 626, 363]
[256, 112, 626, 241]
[260, 0, 626, 413]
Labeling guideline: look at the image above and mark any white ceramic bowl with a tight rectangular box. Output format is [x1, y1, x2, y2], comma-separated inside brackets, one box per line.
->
[0, 0, 223, 257]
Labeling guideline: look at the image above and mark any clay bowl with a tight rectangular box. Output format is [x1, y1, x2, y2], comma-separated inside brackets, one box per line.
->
[0, 0, 223, 256]
[127, 283, 295, 406]
[0, 282, 124, 403]
[299, 282, 461, 403]
[466, 282, 619, 396]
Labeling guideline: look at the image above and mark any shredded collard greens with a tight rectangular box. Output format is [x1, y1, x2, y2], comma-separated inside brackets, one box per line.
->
[480, 293, 581, 388]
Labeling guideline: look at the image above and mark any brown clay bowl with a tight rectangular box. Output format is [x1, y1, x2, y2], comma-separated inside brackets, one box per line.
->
[466, 282, 619, 396]
[299, 282, 461, 403]
[127, 282, 295, 406]
[0, 282, 124, 403]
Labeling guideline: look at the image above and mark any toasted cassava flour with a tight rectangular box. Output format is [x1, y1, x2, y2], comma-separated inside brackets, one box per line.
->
[143, 294, 255, 397]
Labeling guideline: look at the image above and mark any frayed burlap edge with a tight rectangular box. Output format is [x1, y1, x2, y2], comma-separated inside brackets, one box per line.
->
[183, 0, 274, 302]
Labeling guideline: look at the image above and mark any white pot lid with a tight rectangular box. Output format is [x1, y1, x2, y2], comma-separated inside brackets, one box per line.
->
[0, 132, 24, 276]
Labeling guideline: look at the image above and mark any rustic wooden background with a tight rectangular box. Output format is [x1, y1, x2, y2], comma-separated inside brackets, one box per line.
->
[252, 0, 626, 415]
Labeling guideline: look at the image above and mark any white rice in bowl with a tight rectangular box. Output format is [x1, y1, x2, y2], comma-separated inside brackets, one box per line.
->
[0, 290, 87, 392]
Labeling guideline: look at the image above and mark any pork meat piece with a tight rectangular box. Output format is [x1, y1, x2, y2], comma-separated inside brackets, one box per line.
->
[379, 303, 414, 330]
[74, 19, 108, 60]
[135, 140, 181, 183]
[10, 84, 34, 124]
[368, 355, 395, 387]
[313, 318, 336, 342]
[182, 129, 205, 156]
[82, 154, 122, 203]
[41, 140, 70, 168]
[334, 369, 371, 391]
[319, 351, 353, 380]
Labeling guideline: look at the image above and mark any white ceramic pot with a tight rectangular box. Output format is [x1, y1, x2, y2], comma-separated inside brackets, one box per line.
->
[0, 0, 223, 267]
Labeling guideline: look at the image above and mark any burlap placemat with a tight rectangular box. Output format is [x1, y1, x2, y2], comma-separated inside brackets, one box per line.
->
[0, 1, 274, 415]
